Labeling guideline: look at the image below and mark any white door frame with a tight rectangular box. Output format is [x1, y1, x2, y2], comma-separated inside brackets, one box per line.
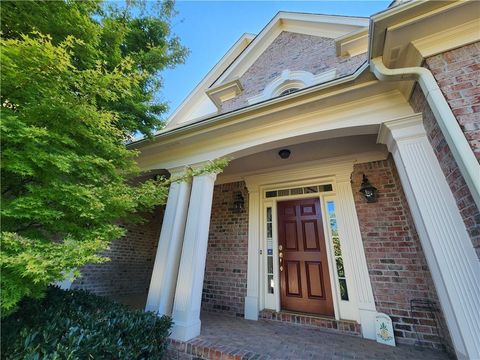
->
[243, 156, 380, 339]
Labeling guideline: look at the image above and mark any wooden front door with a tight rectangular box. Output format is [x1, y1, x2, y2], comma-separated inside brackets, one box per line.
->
[278, 198, 334, 316]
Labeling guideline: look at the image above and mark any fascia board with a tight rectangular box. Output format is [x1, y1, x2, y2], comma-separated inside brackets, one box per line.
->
[369, 0, 448, 60]
[131, 62, 371, 149]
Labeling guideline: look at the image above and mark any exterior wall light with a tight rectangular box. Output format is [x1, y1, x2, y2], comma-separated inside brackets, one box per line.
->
[232, 191, 245, 213]
[359, 174, 378, 203]
[278, 149, 291, 159]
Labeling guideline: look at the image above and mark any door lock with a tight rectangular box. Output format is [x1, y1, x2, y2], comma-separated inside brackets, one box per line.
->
[280, 265, 284, 272]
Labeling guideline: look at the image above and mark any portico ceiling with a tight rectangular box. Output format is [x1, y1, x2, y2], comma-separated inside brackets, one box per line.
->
[217, 134, 387, 184]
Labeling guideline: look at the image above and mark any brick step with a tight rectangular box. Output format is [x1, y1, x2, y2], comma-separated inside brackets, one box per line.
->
[259, 309, 362, 336]
[167, 338, 265, 360]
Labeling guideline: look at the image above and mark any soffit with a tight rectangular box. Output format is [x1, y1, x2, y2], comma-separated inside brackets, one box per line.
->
[371, 1, 480, 67]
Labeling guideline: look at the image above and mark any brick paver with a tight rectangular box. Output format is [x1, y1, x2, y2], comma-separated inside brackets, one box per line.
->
[167, 312, 452, 360]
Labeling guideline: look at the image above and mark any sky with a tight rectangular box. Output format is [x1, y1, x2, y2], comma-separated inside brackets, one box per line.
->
[160, 1, 391, 118]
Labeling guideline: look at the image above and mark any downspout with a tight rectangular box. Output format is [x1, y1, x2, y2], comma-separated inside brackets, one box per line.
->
[371, 57, 480, 210]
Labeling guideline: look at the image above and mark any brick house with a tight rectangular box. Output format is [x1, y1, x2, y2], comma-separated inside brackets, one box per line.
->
[71, 2, 480, 359]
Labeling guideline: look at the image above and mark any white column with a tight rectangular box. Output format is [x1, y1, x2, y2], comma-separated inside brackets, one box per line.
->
[244, 186, 261, 320]
[335, 170, 377, 340]
[170, 171, 217, 341]
[145, 168, 191, 316]
[378, 114, 480, 360]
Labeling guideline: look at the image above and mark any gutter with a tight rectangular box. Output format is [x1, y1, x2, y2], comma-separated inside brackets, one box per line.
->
[370, 57, 480, 210]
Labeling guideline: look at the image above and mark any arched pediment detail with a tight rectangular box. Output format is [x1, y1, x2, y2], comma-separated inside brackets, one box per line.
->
[247, 68, 336, 105]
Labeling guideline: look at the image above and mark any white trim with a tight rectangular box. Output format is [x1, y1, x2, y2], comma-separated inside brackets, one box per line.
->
[164, 33, 254, 129]
[243, 159, 376, 338]
[411, 19, 480, 59]
[206, 78, 244, 109]
[335, 176, 376, 339]
[372, 60, 480, 210]
[378, 114, 480, 360]
[323, 195, 359, 321]
[257, 179, 341, 321]
[215, 12, 367, 85]
[244, 187, 261, 320]
[247, 69, 337, 105]
[135, 87, 411, 171]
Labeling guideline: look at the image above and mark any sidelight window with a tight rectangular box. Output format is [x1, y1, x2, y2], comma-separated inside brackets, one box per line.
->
[326, 200, 349, 301]
[266, 207, 274, 294]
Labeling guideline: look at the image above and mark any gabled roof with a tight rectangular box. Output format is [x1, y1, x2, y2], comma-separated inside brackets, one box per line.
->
[163, 11, 369, 130]
[163, 33, 254, 130]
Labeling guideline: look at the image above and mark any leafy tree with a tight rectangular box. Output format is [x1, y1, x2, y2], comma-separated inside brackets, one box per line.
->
[0, 0, 217, 315]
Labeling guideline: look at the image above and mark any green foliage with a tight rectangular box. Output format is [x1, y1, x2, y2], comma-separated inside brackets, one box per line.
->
[1, 286, 172, 359]
[1, 0, 188, 136]
[0, 1, 194, 314]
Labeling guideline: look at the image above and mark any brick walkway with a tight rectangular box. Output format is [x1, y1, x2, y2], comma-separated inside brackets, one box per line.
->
[167, 312, 452, 360]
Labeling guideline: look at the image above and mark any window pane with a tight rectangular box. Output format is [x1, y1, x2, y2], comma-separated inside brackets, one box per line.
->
[266, 207, 272, 222]
[267, 256, 273, 274]
[327, 200, 349, 302]
[339, 279, 349, 301]
[268, 275, 274, 294]
[267, 223, 272, 238]
[278, 189, 289, 197]
[333, 236, 342, 257]
[266, 191, 277, 198]
[304, 186, 318, 193]
[290, 187, 303, 195]
[320, 184, 333, 192]
[336, 257, 345, 278]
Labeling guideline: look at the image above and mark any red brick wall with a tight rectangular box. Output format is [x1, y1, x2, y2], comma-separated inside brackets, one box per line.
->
[72, 206, 164, 299]
[410, 85, 480, 258]
[221, 31, 366, 113]
[202, 181, 249, 317]
[425, 42, 480, 161]
[352, 158, 451, 351]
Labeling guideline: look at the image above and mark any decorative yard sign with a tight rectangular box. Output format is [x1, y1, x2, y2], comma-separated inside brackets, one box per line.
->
[376, 313, 396, 347]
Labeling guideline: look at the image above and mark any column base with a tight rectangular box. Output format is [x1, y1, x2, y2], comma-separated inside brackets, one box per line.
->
[170, 319, 201, 341]
[359, 309, 377, 340]
[244, 296, 259, 320]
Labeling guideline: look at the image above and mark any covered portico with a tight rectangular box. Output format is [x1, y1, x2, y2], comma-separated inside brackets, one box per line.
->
[133, 63, 479, 359]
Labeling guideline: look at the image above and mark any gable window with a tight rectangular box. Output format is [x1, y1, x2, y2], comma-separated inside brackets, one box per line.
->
[279, 88, 300, 96]
[247, 68, 337, 105]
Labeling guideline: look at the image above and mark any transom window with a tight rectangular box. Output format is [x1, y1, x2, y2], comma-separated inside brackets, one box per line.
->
[265, 184, 333, 198]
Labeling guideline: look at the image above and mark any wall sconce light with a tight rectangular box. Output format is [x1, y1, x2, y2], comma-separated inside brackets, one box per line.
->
[232, 191, 245, 213]
[278, 149, 291, 159]
[359, 174, 378, 203]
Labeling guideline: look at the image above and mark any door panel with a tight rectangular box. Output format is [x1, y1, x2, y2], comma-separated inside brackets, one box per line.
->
[284, 221, 298, 250]
[305, 261, 325, 299]
[302, 220, 320, 250]
[278, 198, 334, 316]
[285, 261, 302, 297]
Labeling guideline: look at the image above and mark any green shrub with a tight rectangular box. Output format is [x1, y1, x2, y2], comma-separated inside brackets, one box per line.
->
[1, 286, 172, 359]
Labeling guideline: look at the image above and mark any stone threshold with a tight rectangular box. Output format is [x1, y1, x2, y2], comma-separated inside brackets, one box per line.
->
[167, 338, 266, 360]
[259, 309, 362, 336]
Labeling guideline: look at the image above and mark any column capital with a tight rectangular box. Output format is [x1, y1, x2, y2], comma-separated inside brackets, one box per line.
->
[377, 113, 425, 151]
[335, 164, 354, 183]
